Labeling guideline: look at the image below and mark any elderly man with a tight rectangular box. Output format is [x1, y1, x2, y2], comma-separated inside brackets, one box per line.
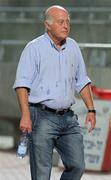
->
[13, 5, 96, 180]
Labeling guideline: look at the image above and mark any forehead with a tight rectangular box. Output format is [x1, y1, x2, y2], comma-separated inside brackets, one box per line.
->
[49, 8, 70, 20]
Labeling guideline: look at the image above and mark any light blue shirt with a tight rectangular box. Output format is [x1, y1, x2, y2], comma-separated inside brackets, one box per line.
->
[13, 33, 91, 109]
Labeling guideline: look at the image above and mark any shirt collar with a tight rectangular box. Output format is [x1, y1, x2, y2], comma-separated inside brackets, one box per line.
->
[44, 32, 67, 51]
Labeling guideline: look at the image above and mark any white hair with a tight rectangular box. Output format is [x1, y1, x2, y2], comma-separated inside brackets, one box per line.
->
[44, 5, 69, 25]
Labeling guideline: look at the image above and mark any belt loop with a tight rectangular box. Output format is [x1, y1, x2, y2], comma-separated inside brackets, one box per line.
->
[41, 104, 46, 110]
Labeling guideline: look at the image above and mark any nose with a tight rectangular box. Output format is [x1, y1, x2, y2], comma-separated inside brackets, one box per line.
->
[63, 21, 68, 28]
[63, 20, 69, 29]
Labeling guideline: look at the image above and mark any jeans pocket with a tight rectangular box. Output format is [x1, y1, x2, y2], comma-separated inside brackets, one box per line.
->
[29, 106, 38, 129]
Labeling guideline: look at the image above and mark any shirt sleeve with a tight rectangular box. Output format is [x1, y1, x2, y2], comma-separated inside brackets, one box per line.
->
[75, 43, 91, 93]
[13, 42, 38, 90]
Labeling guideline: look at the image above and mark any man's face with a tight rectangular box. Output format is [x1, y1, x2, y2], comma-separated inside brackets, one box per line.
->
[45, 9, 70, 41]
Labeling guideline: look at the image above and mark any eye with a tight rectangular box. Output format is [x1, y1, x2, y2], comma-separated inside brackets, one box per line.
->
[58, 20, 64, 25]
[57, 19, 70, 25]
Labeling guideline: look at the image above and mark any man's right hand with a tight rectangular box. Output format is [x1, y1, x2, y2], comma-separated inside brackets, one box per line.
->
[15, 87, 32, 133]
[20, 116, 32, 133]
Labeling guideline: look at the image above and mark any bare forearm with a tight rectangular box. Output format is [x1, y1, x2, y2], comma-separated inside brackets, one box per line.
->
[80, 84, 95, 109]
[80, 84, 96, 133]
[16, 88, 30, 117]
[15, 87, 32, 132]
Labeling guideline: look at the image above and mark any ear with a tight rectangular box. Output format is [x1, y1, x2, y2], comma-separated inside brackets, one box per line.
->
[44, 21, 51, 31]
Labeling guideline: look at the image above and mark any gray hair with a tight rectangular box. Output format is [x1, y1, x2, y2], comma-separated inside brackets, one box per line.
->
[44, 5, 69, 25]
[44, 13, 54, 25]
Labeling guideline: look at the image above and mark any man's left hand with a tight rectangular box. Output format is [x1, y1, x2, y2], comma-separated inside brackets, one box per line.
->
[85, 113, 96, 133]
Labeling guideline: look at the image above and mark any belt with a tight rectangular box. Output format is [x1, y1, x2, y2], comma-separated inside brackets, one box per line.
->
[29, 103, 72, 115]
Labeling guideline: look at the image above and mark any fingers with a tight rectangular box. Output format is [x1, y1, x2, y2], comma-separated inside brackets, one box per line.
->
[20, 125, 32, 133]
[20, 126, 32, 133]
[20, 119, 32, 133]
[89, 120, 96, 133]
[85, 115, 96, 133]
[88, 124, 94, 133]
[85, 120, 92, 133]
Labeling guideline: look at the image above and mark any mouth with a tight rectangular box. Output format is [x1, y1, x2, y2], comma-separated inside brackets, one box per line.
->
[61, 31, 68, 34]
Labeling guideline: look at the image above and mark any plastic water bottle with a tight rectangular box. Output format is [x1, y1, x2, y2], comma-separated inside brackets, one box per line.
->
[16, 132, 29, 159]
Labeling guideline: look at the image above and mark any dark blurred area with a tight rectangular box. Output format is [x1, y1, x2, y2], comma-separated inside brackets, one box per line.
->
[1, 0, 111, 7]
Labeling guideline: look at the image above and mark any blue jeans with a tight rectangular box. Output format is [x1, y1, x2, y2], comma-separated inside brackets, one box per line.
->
[28, 105, 85, 180]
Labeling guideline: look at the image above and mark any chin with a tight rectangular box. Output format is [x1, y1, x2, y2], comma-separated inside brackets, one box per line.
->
[60, 34, 68, 40]
[62, 33, 69, 39]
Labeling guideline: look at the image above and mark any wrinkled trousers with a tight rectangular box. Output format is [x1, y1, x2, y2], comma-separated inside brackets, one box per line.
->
[28, 105, 85, 180]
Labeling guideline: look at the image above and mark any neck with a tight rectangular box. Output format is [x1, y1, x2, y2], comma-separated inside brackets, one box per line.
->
[47, 32, 66, 48]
